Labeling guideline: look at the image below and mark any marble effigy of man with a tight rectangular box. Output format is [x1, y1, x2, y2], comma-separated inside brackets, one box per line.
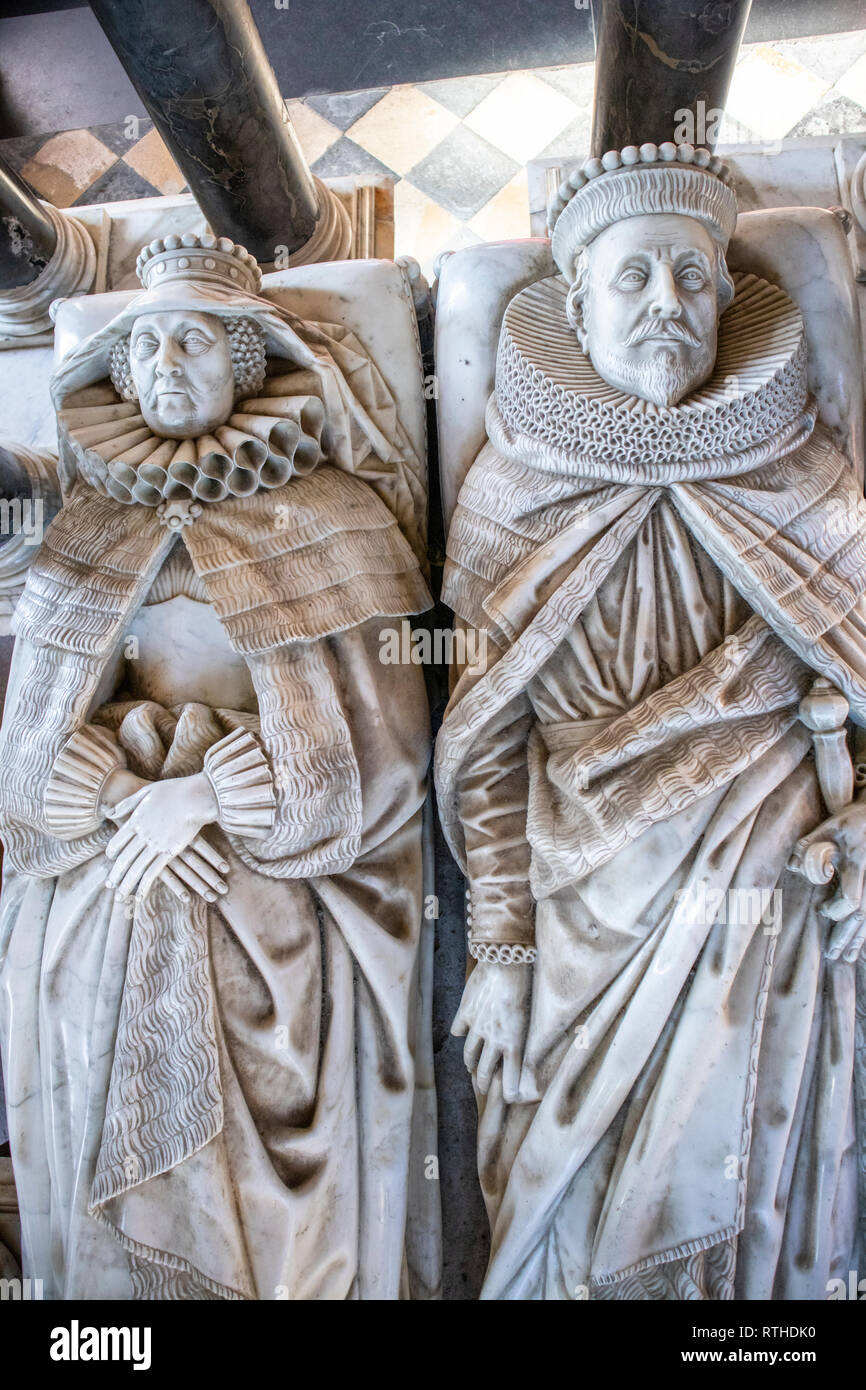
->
[0, 234, 437, 1300]
[435, 143, 866, 1299]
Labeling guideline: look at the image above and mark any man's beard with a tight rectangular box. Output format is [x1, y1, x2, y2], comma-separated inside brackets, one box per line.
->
[588, 322, 716, 407]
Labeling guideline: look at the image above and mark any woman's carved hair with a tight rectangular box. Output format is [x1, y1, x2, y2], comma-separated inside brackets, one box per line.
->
[109, 314, 268, 404]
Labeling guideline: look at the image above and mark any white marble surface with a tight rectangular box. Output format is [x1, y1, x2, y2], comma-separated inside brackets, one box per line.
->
[0, 234, 439, 1300]
[434, 238, 554, 526]
[727, 206, 865, 474]
[435, 150, 866, 1301]
[437, 205, 865, 528]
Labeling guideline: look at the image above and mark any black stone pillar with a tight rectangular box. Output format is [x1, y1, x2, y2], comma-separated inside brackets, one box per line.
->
[88, 0, 321, 262]
[0, 155, 57, 291]
[590, 0, 752, 156]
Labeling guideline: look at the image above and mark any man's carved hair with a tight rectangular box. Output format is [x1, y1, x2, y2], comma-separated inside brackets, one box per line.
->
[109, 315, 267, 404]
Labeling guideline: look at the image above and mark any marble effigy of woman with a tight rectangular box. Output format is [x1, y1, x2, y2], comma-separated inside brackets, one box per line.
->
[0, 233, 438, 1299]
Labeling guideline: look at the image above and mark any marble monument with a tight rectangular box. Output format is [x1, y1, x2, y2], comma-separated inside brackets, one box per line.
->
[0, 232, 437, 1300]
[435, 142, 866, 1300]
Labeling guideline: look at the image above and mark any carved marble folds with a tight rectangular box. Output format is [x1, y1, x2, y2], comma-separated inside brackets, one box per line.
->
[0, 233, 438, 1299]
[436, 142, 866, 1300]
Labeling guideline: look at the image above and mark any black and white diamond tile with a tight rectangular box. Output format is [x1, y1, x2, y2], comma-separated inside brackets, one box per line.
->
[407, 125, 519, 220]
[1, 29, 864, 279]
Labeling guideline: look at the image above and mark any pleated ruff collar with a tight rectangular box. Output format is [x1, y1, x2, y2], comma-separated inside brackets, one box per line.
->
[58, 373, 328, 507]
[494, 272, 813, 482]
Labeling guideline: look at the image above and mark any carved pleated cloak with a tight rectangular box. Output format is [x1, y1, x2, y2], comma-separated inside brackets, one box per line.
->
[436, 273, 866, 1299]
[0, 292, 438, 1299]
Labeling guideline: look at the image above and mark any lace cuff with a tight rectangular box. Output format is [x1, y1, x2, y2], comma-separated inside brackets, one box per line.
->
[466, 888, 536, 964]
[44, 725, 127, 839]
[467, 934, 537, 966]
[203, 727, 276, 839]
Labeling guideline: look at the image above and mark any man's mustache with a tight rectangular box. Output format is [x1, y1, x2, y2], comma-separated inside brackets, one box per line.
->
[623, 318, 702, 348]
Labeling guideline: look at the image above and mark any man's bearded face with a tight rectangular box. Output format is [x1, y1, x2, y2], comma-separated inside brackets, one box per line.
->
[574, 214, 721, 408]
[130, 310, 235, 438]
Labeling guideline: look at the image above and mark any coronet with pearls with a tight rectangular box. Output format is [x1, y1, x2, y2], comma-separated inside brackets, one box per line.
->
[548, 142, 739, 281]
[135, 233, 263, 295]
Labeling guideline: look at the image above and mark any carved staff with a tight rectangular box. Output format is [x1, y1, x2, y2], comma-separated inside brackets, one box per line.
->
[794, 678, 853, 882]
[790, 677, 865, 962]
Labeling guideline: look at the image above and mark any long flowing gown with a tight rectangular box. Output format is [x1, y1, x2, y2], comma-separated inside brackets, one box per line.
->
[435, 271, 866, 1301]
[455, 500, 860, 1298]
[0, 537, 437, 1301]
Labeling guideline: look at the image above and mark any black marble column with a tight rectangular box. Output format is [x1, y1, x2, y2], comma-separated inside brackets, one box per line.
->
[590, 0, 752, 156]
[0, 155, 57, 291]
[88, 0, 321, 262]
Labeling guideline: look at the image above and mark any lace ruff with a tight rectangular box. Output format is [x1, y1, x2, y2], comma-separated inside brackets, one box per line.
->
[495, 273, 809, 474]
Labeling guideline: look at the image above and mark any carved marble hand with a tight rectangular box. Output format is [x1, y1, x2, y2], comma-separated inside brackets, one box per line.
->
[452, 960, 536, 1104]
[790, 799, 866, 962]
[105, 774, 227, 907]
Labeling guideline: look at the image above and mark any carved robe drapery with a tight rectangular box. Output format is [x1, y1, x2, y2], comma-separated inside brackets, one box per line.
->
[436, 273, 866, 1299]
[0, 292, 438, 1300]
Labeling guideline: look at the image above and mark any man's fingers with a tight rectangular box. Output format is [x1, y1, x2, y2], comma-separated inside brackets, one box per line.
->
[502, 1049, 521, 1105]
[189, 835, 230, 875]
[476, 1039, 502, 1095]
[827, 910, 866, 962]
[823, 856, 866, 922]
[822, 889, 854, 922]
[451, 1001, 471, 1038]
[840, 856, 866, 916]
[843, 915, 866, 964]
[463, 1029, 484, 1074]
[517, 1066, 542, 1104]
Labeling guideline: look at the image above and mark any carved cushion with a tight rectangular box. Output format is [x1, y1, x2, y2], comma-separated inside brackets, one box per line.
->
[434, 209, 865, 526]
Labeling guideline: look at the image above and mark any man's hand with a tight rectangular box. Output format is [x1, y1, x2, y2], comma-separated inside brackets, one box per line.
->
[789, 800, 866, 962]
[105, 773, 228, 907]
[452, 959, 534, 1103]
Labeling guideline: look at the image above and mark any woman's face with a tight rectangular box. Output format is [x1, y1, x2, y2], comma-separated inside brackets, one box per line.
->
[129, 310, 235, 438]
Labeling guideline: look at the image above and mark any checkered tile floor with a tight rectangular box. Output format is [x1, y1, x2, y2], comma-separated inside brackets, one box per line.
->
[2, 29, 865, 279]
